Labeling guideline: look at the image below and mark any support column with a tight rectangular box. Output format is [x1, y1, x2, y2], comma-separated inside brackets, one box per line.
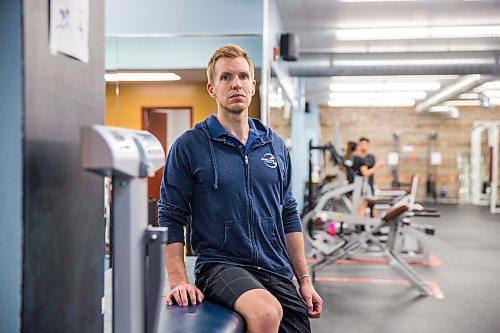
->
[0, 0, 23, 331]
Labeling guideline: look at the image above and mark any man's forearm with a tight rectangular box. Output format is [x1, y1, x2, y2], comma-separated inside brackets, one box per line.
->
[165, 243, 189, 288]
[284, 232, 310, 279]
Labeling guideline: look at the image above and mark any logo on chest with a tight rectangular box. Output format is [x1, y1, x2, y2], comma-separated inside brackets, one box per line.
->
[261, 153, 277, 169]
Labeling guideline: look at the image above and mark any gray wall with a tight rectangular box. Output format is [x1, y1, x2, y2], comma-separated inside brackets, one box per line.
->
[0, 1, 23, 332]
[21, 0, 105, 332]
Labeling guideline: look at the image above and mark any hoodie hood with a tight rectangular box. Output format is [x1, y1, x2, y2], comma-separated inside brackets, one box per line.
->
[194, 116, 274, 142]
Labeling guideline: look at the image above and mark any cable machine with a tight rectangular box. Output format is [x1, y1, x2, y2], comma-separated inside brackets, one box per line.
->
[471, 121, 500, 214]
[390, 132, 441, 202]
[306, 140, 355, 213]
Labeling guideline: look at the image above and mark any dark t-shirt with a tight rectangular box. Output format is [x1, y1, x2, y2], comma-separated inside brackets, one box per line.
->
[347, 156, 366, 184]
[363, 154, 376, 191]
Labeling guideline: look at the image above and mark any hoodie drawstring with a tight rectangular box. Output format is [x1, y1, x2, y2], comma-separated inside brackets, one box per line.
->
[269, 143, 284, 205]
[206, 135, 219, 190]
[205, 133, 219, 190]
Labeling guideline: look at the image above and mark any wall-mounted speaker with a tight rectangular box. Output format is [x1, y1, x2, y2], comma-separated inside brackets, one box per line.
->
[280, 33, 300, 62]
[305, 101, 310, 113]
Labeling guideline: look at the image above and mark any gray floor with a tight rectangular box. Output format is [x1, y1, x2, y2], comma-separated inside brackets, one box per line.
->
[311, 204, 500, 333]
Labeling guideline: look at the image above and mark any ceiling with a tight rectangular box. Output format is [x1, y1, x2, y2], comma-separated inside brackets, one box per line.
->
[276, 0, 500, 53]
[274, 0, 500, 109]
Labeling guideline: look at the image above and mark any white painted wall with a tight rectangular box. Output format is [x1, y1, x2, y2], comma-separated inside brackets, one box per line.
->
[106, 0, 263, 36]
[152, 108, 192, 154]
[166, 109, 191, 153]
[291, 80, 322, 212]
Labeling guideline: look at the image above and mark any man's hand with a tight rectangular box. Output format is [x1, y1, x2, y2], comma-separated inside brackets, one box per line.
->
[299, 278, 323, 319]
[166, 283, 204, 307]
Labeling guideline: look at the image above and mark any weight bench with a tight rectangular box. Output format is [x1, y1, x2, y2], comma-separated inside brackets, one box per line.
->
[311, 203, 434, 296]
[158, 257, 246, 333]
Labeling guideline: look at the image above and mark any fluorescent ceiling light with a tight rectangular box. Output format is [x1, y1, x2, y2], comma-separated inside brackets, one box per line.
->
[328, 98, 415, 107]
[269, 88, 285, 108]
[489, 98, 500, 105]
[483, 90, 500, 98]
[269, 100, 285, 108]
[330, 75, 459, 81]
[329, 82, 440, 91]
[458, 93, 480, 99]
[105, 72, 181, 82]
[475, 81, 500, 91]
[444, 100, 482, 106]
[333, 58, 493, 67]
[329, 91, 427, 100]
[336, 25, 500, 41]
[429, 105, 460, 118]
[429, 106, 459, 113]
[429, 106, 461, 119]
[338, 0, 420, 2]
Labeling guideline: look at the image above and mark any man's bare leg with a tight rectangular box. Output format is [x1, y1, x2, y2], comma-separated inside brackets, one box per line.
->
[234, 289, 283, 333]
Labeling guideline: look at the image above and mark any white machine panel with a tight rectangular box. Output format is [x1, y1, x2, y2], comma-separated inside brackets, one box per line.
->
[133, 132, 166, 177]
[81, 125, 165, 178]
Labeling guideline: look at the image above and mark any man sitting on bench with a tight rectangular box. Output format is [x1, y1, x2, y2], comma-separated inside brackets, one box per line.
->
[158, 45, 323, 333]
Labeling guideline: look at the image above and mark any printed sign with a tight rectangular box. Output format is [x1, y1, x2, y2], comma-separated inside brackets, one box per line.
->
[49, 0, 89, 63]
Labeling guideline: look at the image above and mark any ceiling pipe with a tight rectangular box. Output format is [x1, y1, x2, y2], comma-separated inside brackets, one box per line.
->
[415, 74, 490, 113]
[288, 51, 500, 76]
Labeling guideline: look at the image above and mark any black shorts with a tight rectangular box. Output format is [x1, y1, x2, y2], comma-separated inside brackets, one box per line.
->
[196, 264, 311, 333]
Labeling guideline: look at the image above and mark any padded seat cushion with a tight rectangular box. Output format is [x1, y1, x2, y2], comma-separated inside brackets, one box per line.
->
[382, 204, 409, 222]
[158, 301, 245, 333]
[159, 257, 245, 333]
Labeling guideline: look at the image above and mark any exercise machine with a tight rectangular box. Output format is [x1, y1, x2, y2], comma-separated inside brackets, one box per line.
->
[82, 125, 167, 333]
[305, 141, 359, 214]
[310, 203, 434, 296]
[390, 132, 441, 203]
[471, 121, 500, 214]
[303, 174, 438, 264]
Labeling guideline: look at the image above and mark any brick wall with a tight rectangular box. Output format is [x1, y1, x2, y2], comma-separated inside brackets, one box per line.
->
[270, 105, 500, 201]
[270, 107, 292, 140]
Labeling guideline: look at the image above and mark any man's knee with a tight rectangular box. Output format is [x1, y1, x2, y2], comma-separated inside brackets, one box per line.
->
[249, 302, 282, 329]
[234, 289, 283, 330]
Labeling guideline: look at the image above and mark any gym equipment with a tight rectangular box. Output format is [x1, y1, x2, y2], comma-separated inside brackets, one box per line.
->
[158, 257, 245, 333]
[390, 132, 441, 203]
[471, 121, 500, 214]
[310, 203, 434, 297]
[305, 141, 356, 213]
[82, 125, 167, 333]
[81, 125, 245, 333]
[304, 174, 438, 264]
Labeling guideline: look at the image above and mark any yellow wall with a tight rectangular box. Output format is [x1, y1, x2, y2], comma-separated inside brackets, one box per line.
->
[106, 81, 261, 129]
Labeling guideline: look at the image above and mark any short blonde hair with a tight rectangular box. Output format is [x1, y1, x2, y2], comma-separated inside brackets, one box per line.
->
[207, 44, 255, 85]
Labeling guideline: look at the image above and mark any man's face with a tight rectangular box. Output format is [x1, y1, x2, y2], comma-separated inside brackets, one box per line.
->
[358, 140, 370, 154]
[207, 57, 256, 114]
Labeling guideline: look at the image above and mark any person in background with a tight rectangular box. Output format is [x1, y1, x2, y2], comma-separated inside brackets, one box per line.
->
[158, 44, 322, 333]
[357, 137, 385, 217]
[344, 141, 370, 216]
[343, 140, 359, 184]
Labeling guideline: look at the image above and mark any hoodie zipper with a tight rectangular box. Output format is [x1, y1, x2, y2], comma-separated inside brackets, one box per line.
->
[245, 140, 270, 264]
[244, 154, 259, 263]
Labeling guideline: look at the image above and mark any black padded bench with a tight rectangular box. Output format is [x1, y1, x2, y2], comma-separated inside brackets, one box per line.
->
[158, 257, 245, 333]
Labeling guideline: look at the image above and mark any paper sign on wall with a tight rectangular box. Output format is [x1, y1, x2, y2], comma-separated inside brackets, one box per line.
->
[49, 0, 90, 63]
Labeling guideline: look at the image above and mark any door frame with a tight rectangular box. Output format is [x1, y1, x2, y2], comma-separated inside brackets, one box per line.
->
[142, 106, 193, 130]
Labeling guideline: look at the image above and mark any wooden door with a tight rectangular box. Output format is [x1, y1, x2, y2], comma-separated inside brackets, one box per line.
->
[143, 109, 167, 202]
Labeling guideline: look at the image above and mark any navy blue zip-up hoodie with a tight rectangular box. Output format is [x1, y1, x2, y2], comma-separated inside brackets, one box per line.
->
[158, 115, 302, 281]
